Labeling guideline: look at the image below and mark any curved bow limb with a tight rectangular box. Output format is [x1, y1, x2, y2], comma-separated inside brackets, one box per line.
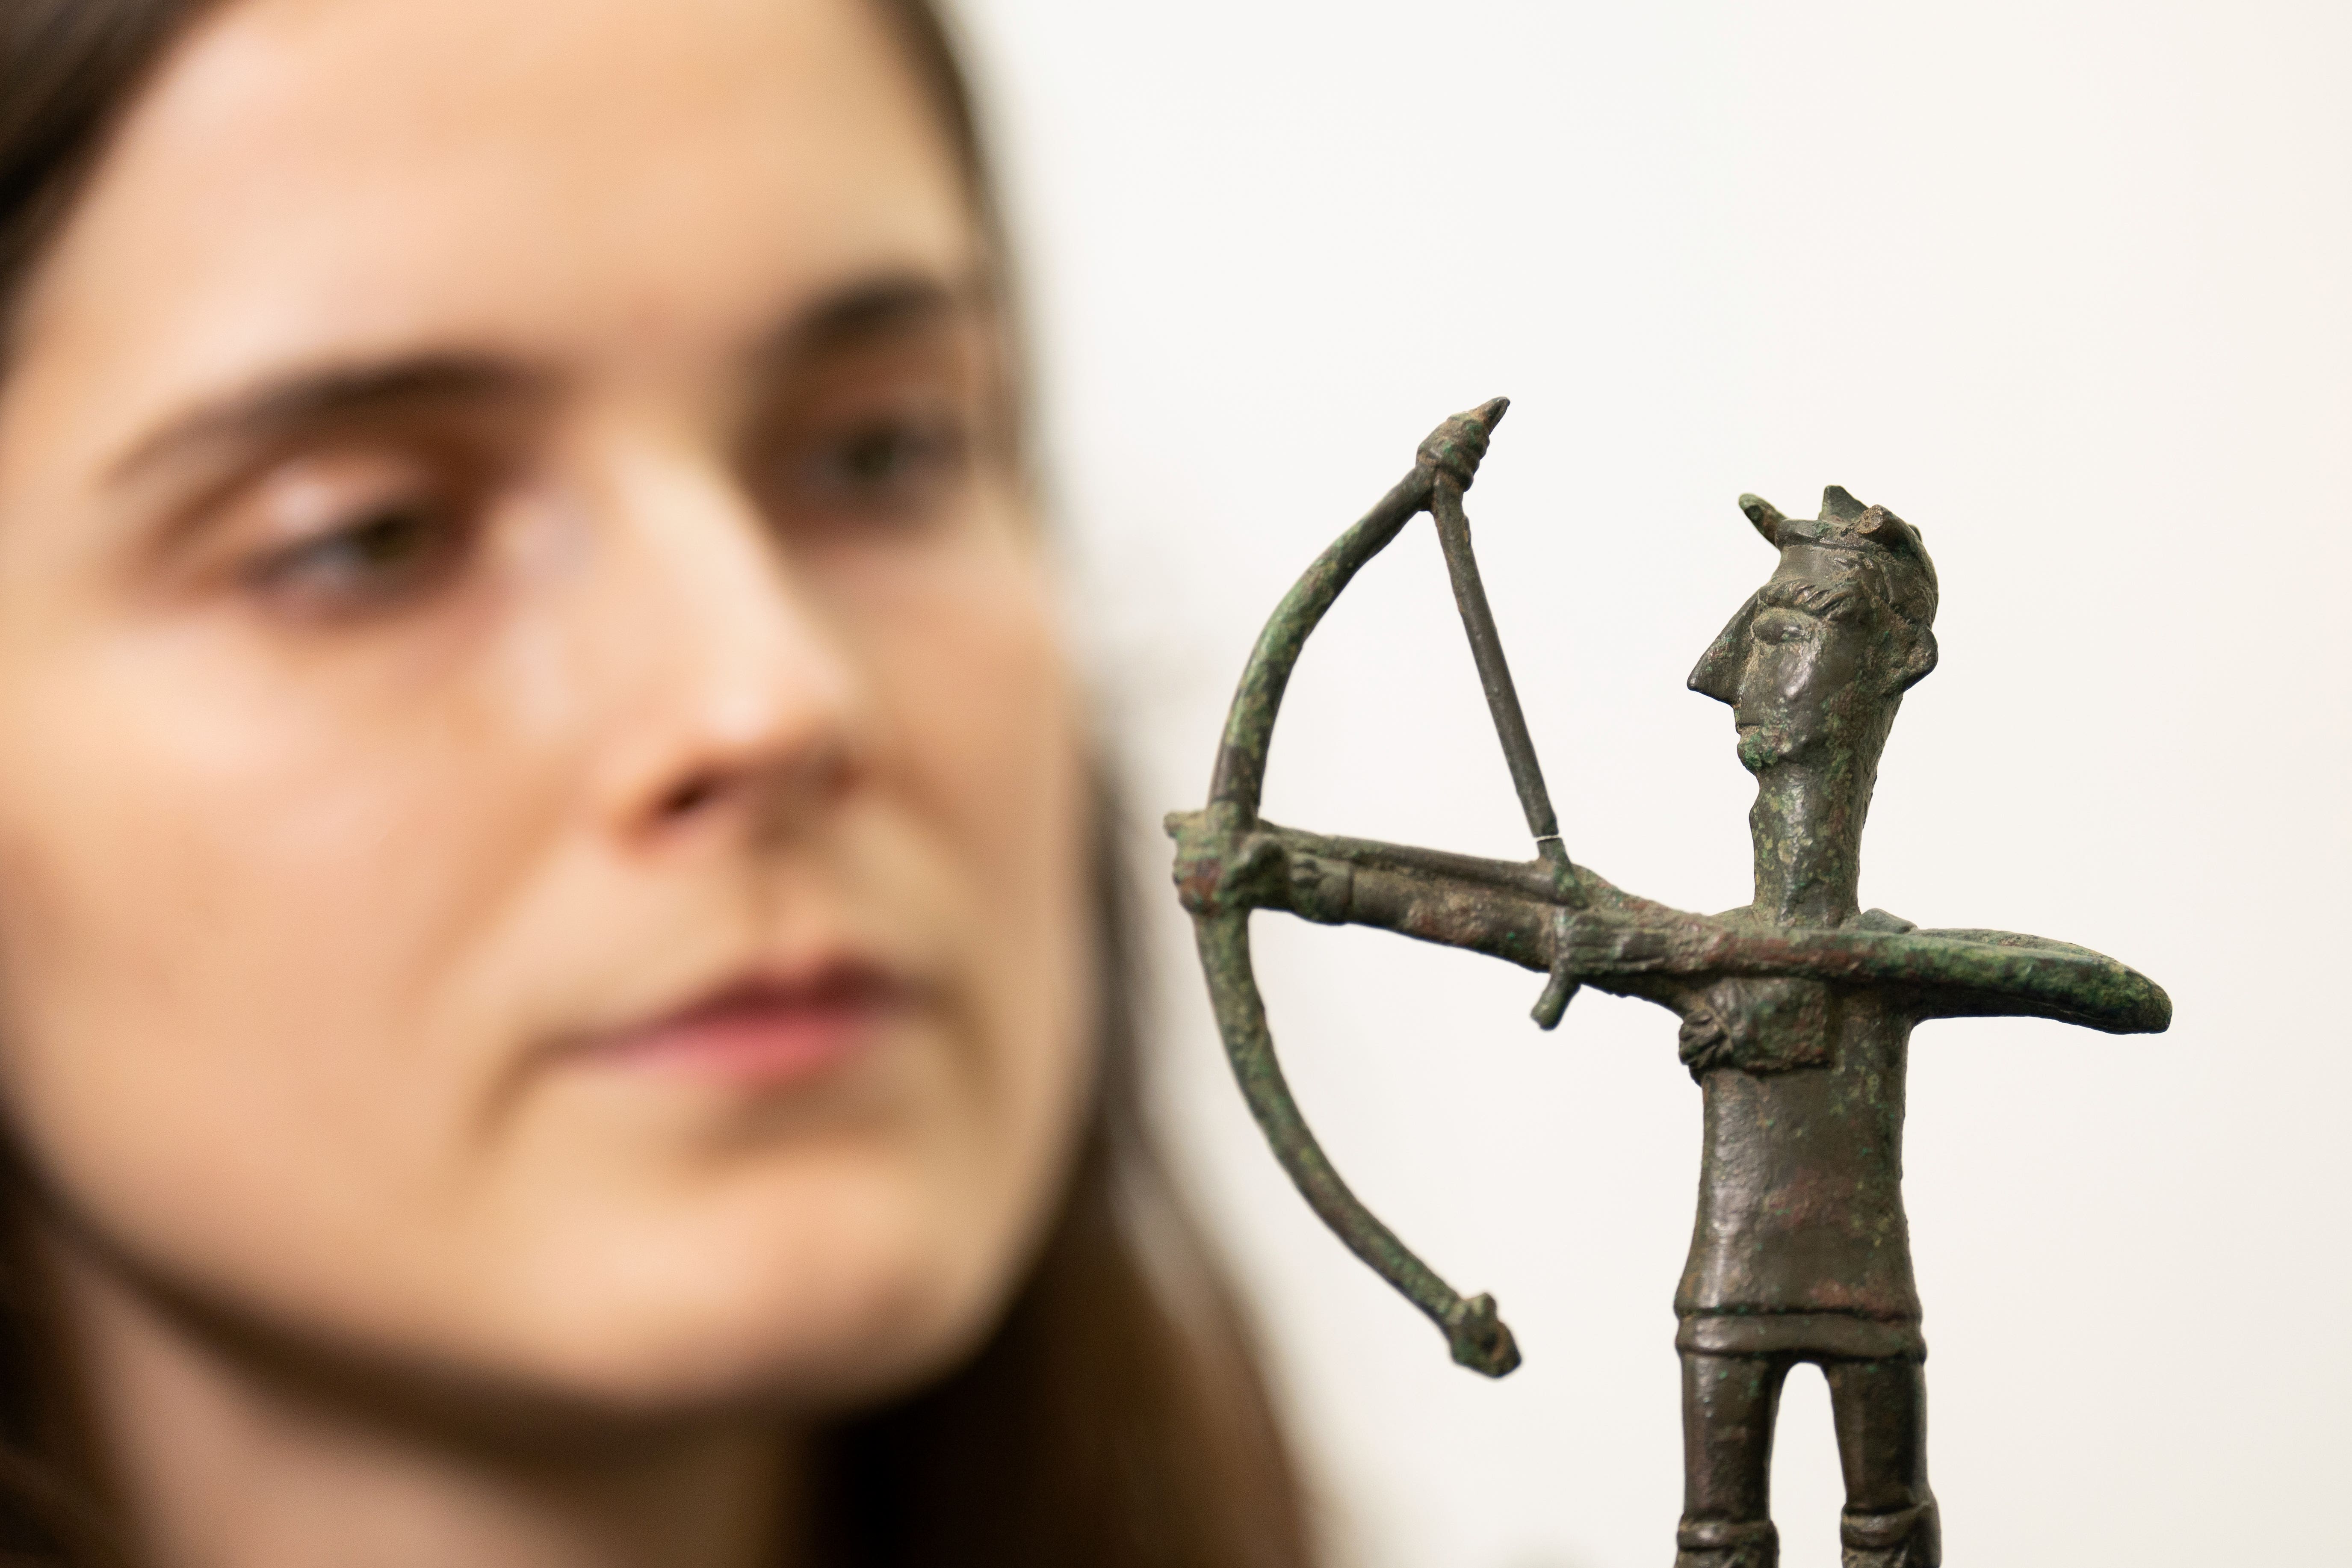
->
[1187, 908, 1518, 1377]
[1202, 397, 1510, 815]
[1167, 398, 1526, 1379]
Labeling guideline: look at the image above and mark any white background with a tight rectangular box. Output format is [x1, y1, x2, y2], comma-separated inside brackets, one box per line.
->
[951, 3, 2350, 1563]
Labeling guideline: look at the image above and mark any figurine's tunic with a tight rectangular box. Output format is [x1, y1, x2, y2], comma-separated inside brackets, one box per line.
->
[1675, 984, 1925, 1361]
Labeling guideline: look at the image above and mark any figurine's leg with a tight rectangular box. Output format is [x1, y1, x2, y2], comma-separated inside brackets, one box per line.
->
[1825, 1356, 1940, 1568]
[1676, 1351, 1787, 1568]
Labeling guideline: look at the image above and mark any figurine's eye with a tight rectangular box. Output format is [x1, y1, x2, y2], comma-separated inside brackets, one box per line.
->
[1751, 608, 1812, 645]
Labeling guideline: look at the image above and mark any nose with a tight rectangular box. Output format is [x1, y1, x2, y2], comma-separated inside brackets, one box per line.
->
[1688, 637, 1742, 705]
[586, 435, 862, 847]
[1688, 597, 1758, 707]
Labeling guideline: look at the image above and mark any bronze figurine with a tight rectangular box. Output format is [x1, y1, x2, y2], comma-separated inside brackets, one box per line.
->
[1166, 401, 2169, 1567]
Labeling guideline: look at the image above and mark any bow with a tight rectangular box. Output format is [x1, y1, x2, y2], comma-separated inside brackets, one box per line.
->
[1165, 403, 2173, 1382]
[1164, 398, 1556, 1377]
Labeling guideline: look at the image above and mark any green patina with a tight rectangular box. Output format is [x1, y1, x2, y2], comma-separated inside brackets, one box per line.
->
[1165, 402, 2168, 1566]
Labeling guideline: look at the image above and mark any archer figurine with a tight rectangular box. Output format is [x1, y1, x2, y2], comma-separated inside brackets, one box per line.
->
[1657, 484, 1944, 1568]
[1167, 402, 2168, 1568]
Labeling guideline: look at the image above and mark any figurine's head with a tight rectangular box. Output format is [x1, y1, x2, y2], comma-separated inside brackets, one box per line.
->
[1689, 487, 1938, 775]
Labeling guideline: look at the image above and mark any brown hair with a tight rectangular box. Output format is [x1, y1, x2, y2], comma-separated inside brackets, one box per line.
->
[0, 2, 1314, 1564]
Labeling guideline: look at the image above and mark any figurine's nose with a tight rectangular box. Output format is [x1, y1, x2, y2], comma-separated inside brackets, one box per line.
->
[1687, 637, 1742, 705]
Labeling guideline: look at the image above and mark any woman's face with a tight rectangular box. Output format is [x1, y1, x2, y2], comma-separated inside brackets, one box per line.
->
[0, 0, 1094, 1415]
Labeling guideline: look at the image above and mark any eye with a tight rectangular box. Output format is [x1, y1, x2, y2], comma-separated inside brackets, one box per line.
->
[1751, 608, 1812, 645]
[244, 491, 473, 614]
[836, 420, 949, 486]
[769, 407, 973, 533]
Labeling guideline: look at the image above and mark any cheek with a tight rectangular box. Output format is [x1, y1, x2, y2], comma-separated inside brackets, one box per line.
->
[1811, 639, 1873, 719]
[1773, 645, 1823, 704]
[844, 533, 1096, 1223]
[1735, 644, 1799, 709]
[858, 527, 1085, 906]
[0, 594, 594, 1315]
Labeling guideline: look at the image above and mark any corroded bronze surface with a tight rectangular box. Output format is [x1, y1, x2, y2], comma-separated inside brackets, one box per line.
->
[1166, 402, 2169, 1568]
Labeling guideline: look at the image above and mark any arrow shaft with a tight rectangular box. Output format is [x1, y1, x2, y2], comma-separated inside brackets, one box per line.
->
[1430, 474, 1568, 869]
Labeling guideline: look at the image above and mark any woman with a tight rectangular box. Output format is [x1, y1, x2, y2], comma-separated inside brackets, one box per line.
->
[0, 0, 1310, 1563]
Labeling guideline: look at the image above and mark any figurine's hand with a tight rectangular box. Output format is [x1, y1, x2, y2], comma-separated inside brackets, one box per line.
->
[1550, 908, 1705, 977]
[1532, 907, 1712, 1028]
[1166, 808, 1285, 917]
[1167, 810, 1356, 925]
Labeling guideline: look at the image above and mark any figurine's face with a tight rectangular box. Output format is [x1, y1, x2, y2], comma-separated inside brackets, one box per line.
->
[1690, 546, 1902, 773]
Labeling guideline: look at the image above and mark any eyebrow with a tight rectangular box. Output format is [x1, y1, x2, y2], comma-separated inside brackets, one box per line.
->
[106, 272, 987, 492]
[105, 353, 553, 488]
[1756, 577, 1863, 617]
[751, 271, 981, 370]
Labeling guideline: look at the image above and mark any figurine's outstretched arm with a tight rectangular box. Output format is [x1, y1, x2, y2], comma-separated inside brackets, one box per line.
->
[1176, 818, 2169, 1036]
[1895, 927, 2172, 1030]
[1551, 909, 2169, 1034]
[1173, 817, 1677, 978]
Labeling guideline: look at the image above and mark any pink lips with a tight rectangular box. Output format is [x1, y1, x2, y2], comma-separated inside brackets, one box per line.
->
[581, 965, 911, 1087]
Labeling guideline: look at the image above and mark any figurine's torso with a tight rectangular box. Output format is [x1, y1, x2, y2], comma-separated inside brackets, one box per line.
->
[1675, 973, 1924, 1360]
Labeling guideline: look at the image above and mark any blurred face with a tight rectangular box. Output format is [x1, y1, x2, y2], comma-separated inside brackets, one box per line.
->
[0, 0, 1095, 1418]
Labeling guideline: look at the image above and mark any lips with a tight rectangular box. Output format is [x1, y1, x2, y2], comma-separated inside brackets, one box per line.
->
[574, 962, 918, 1087]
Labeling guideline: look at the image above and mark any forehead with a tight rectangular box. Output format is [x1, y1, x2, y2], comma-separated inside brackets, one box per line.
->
[1765, 543, 1857, 588]
[5, 0, 968, 484]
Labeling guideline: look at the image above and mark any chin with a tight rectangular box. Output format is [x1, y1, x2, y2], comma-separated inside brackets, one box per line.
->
[1736, 726, 1794, 771]
[458, 1145, 1045, 1423]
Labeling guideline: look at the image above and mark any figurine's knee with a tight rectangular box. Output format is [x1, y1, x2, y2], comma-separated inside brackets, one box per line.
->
[1675, 1515, 1779, 1568]
[1839, 1496, 1940, 1568]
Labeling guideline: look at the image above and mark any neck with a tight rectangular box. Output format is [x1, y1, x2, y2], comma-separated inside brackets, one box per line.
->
[1747, 747, 1878, 928]
[48, 1231, 800, 1568]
